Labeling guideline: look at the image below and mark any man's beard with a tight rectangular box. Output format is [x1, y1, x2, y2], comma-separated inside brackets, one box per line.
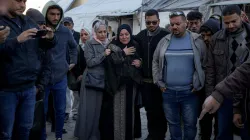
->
[47, 20, 58, 28]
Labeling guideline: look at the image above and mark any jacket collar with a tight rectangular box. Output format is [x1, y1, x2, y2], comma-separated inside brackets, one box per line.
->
[217, 22, 250, 40]
[217, 22, 250, 48]
[2, 15, 28, 34]
[89, 38, 102, 45]
[165, 30, 201, 41]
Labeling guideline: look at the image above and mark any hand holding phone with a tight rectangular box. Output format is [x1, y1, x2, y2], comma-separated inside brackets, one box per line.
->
[17, 28, 38, 43]
[0, 26, 10, 44]
[33, 30, 48, 38]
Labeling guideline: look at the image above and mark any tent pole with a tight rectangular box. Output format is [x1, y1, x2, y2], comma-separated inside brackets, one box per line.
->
[140, 0, 144, 31]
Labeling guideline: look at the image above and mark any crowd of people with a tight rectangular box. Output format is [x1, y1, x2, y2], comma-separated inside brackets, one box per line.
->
[0, 0, 250, 140]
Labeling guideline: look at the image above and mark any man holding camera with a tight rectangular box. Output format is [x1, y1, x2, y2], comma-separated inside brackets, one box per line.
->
[0, 0, 56, 140]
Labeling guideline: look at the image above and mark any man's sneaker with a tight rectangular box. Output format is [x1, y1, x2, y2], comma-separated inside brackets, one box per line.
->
[62, 129, 67, 134]
[144, 136, 153, 140]
[64, 113, 69, 123]
[56, 138, 62, 140]
[72, 114, 78, 120]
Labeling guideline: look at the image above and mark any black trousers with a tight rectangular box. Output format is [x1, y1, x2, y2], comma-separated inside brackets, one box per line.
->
[198, 89, 218, 140]
[47, 92, 55, 131]
[140, 82, 167, 140]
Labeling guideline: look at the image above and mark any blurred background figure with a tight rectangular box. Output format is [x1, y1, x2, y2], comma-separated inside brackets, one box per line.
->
[107, 25, 116, 41]
[69, 27, 90, 121]
[187, 11, 203, 33]
[241, 11, 249, 23]
[0, 0, 8, 15]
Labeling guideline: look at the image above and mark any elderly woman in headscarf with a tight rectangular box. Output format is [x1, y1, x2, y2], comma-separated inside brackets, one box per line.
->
[74, 21, 111, 140]
[99, 24, 142, 140]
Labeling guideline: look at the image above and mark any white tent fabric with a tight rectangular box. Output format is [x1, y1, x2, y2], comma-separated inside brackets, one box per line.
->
[210, 0, 250, 6]
[54, 0, 75, 12]
[64, 0, 142, 32]
[25, 0, 74, 13]
[143, 0, 211, 11]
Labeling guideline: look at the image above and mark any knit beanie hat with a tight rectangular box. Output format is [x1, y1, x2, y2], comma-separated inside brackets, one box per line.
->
[26, 8, 45, 24]
[200, 19, 221, 34]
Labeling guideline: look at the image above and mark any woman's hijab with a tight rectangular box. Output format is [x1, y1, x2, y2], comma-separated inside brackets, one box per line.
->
[81, 27, 91, 51]
[113, 24, 134, 49]
[93, 20, 109, 47]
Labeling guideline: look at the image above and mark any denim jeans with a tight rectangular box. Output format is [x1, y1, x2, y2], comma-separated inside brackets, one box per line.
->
[42, 76, 67, 139]
[163, 88, 199, 140]
[217, 98, 233, 140]
[0, 86, 36, 140]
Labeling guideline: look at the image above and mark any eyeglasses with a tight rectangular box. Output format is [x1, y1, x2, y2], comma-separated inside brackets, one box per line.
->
[169, 11, 185, 18]
[146, 21, 158, 25]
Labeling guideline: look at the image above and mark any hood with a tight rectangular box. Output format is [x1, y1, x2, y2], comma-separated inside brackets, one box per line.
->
[201, 19, 220, 34]
[26, 8, 45, 24]
[42, 0, 64, 30]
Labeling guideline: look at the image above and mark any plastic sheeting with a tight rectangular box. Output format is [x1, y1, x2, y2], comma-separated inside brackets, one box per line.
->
[64, 0, 142, 31]
[210, 0, 250, 6]
[143, 0, 211, 11]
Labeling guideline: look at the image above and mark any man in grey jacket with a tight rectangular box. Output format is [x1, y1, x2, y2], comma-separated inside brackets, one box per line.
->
[152, 11, 206, 140]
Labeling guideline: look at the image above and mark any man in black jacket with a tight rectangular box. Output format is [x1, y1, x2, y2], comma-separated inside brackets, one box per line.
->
[135, 9, 169, 140]
[63, 17, 80, 44]
[62, 16, 80, 121]
[0, 0, 55, 140]
[200, 57, 250, 135]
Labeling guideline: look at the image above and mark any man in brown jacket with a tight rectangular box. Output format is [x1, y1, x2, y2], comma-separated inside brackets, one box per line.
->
[200, 57, 250, 136]
[205, 5, 250, 140]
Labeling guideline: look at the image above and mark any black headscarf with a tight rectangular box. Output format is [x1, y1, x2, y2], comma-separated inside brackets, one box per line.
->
[112, 24, 134, 49]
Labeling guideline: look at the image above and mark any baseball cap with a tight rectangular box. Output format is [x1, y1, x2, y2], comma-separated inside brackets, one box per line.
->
[63, 17, 74, 24]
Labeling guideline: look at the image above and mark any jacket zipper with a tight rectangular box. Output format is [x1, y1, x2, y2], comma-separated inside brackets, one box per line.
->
[148, 41, 150, 76]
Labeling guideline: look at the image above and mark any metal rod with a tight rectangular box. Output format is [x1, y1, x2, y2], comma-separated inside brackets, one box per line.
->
[140, 0, 144, 31]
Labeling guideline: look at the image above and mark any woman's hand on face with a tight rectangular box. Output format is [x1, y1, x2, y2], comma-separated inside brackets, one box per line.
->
[123, 46, 136, 56]
[132, 59, 141, 68]
[105, 49, 111, 56]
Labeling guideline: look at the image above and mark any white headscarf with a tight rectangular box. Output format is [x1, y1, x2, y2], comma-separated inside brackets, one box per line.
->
[81, 27, 91, 51]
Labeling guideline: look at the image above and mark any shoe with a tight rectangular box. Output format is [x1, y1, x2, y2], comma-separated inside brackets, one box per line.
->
[62, 128, 67, 134]
[144, 136, 153, 140]
[56, 138, 62, 140]
[51, 128, 67, 134]
[51, 125, 55, 132]
[64, 113, 69, 123]
[72, 114, 77, 120]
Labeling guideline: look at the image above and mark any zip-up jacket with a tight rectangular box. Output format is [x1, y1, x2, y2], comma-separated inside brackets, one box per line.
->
[152, 31, 206, 91]
[135, 28, 169, 79]
[0, 15, 56, 91]
[42, 1, 78, 84]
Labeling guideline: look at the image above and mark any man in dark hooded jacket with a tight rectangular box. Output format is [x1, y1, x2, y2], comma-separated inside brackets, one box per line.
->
[41, 1, 78, 140]
[26, 8, 50, 140]
[199, 18, 221, 140]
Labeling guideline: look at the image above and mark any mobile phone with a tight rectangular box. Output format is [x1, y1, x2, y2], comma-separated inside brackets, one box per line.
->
[33, 30, 48, 38]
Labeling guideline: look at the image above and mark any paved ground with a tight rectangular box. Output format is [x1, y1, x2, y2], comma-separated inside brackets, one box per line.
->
[47, 108, 241, 140]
